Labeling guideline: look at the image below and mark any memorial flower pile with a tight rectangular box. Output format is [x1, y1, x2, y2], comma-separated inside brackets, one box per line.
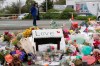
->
[0, 19, 100, 66]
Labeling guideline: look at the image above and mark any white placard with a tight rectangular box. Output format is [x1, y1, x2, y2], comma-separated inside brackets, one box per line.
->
[20, 37, 35, 53]
[32, 29, 63, 38]
[32, 29, 66, 52]
[41, 61, 60, 66]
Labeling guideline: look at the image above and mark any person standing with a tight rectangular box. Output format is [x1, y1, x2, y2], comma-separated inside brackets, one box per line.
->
[30, 3, 37, 26]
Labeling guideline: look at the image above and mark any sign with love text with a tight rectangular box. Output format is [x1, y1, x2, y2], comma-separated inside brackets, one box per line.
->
[32, 29, 63, 38]
[32, 29, 66, 52]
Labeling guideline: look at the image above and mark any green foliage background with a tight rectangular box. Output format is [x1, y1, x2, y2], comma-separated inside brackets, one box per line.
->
[41, 0, 53, 12]
[54, 0, 66, 5]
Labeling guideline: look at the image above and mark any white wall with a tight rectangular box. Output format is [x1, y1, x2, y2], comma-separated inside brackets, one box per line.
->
[86, 2, 98, 16]
[66, 0, 76, 10]
[54, 5, 66, 10]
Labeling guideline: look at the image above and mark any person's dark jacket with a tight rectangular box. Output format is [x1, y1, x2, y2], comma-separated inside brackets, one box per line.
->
[30, 6, 37, 17]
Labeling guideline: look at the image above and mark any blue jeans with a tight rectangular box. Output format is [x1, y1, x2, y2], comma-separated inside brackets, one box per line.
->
[33, 16, 37, 26]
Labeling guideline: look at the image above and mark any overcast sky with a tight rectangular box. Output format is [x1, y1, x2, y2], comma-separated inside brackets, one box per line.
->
[4, 0, 45, 6]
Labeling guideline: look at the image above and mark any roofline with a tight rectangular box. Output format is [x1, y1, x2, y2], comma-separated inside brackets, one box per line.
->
[76, 1, 100, 2]
[76, 1, 100, 3]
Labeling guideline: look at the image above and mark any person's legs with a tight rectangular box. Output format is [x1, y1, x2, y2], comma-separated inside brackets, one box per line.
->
[33, 16, 37, 26]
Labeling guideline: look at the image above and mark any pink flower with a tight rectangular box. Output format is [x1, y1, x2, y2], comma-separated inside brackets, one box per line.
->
[50, 46, 55, 50]
[8, 33, 12, 38]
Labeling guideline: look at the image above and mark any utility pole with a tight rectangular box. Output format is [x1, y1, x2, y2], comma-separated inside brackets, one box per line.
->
[19, 0, 21, 15]
[46, 0, 48, 12]
[97, 3, 100, 16]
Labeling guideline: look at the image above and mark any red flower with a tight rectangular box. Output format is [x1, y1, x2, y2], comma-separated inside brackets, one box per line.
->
[27, 60, 32, 65]
[74, 40, 76, 42]
[4, 31, 9, 35]
[93, 40, 100, 47]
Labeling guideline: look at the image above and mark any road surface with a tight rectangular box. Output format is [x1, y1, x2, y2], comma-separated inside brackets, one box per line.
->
[0, 20, 82, 33]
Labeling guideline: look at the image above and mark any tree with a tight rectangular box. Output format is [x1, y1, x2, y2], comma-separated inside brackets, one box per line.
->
[54, 0, 66, 5]
[5, 2, 20, 14]
[18, 0, 21, 14]
[21, 0, 35, 13]
[26, 0, 35, 5]
[0, 0, 5, 4]
[0, 0, 6, 8]
[4, 0, 35, 14]
[41, 0, 53, 12]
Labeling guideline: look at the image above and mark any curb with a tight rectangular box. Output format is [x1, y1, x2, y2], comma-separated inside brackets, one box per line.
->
[0, 26, 32, 30]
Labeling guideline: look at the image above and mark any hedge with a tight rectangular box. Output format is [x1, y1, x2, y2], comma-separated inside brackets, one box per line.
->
[59, 8, 77, 19]
[23, 13, 97, 20]
[23, 8, 77, 19]
[40, 12, 60, 19]
[23, 8, 97, 20]
[40, 9, 60, 19]
[75, 16, 97, 20]
[23, 12, 60, 19]
[47, 9, 59, 12]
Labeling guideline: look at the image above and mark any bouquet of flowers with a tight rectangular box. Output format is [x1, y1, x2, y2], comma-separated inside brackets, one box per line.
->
[11, 38, 19, 45]
[66, 47, 73, 55]
[16, 33, 22, 41]
[22, 26, 39, 38]
[22, 29, 32, 38]
[3, 32, 12, 42]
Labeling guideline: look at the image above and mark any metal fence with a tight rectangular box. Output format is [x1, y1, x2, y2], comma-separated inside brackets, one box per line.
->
[0, 14, 19, 19]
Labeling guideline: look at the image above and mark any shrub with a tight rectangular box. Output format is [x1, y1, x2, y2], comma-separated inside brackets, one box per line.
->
[47, 9, 59, 12]
[75, 16, 96, 20]
[75, 16, 87, 20]
[40, 9, 60, 19]
[59, 8, 77, 19]
[40, 12, 60, 19]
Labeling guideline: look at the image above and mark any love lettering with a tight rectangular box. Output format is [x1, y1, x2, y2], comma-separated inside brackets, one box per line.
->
[35, 31, 54, 36]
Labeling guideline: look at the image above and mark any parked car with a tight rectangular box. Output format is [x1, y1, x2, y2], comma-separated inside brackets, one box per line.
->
[17, 13, 29, 20]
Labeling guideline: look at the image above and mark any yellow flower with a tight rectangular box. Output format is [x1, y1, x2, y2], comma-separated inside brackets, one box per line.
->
[36, 27, 39, 30]
[22, 27, 34, 38]
[22, 32, 25, 35]
[69, 30, 74, 33]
